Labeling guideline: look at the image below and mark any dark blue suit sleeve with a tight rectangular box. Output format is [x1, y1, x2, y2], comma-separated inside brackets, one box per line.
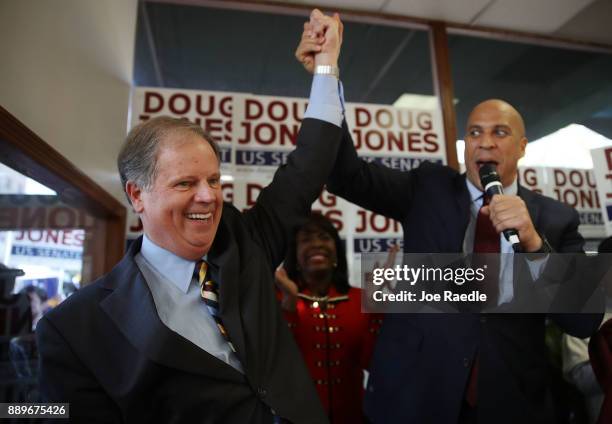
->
[327, 121, 416, 222]
[36, 317, 121, 422]
[243, 118, 343, 270]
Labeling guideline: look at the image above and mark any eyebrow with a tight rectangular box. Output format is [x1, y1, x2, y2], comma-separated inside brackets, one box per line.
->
[467, 124, 512, 131]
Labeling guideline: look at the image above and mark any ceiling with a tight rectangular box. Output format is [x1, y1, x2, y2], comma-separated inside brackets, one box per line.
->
[264, 0, 612, 45]
[137, 0, 612, 141]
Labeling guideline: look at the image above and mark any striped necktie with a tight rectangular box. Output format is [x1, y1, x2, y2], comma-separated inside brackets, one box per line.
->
[195, 260, 237, 353]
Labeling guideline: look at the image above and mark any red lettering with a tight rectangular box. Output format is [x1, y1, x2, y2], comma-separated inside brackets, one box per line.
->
[222, 183, 234, 203]
[605, 147, 612, 170]
[318, 191, 337, 207]
[246, 99, 263, 120]
[364, 130, 384, 151]
[375, 109, 393, 129]
[553, 170, 566, 186]
[60, 230, 73, 246]
[204, 119, 223, 137]
[46, 229, 59, 244]
[554, 188, 577, 207]
[397, 110, 413, 129]
[292, 102, 306, 122]
[169, 94, 190, 115]
[144, 92, 164, 113]
[246, 183, 263, 206]
[324, 210, 343, 231]
[522, 168, 538, 187]
[355, 210, 367, 233]
[355, 108, 371, 127]
[267, 101, 288, 122]
[220, 97, 232, 118]
[196, 95, 214, 116]
[279, 124, 298, 146]
[370, 213, 390, 232]
[569, 170, 584, 188]
[423, 133, 439, 153]
[586, 171, 596, 188]
[29, 230, 43, 242]
[417, 112, 432, 130]
[387, 131, 404, 152]
[224, 120, 232, 142]
[352, 129, 363, 150]
[74, 231, 85, 245]
[407, 133, 423, 152]
[254, 123, 276, 145]
[238, 122, 251, 144]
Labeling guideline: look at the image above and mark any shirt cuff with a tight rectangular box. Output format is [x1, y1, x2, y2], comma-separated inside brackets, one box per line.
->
[304, 74, 344, 127]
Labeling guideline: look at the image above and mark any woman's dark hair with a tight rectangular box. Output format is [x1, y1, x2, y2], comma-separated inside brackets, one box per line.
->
[283, 213, 350, 294]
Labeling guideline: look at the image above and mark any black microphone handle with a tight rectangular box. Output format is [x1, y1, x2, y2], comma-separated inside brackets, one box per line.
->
[483, 182, 521, 249]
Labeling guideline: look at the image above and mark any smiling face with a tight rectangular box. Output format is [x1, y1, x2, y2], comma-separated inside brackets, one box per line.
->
[127, 130, 223, 260]
[296, 224, 338, 280]
[464, 99, 528, 189]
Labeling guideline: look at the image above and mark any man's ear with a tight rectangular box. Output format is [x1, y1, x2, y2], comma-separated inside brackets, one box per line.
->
[519, 136, 528, 159]
[126, 181, 145, 213]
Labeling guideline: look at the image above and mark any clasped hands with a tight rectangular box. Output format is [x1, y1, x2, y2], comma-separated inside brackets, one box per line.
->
[295, 9, 343, 73]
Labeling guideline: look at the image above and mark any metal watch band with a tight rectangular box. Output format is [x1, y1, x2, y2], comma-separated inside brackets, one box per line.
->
[314, 65, 339, 78]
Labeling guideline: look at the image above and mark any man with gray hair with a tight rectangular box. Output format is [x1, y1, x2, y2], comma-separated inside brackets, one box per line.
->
[36, 11, 343, 423]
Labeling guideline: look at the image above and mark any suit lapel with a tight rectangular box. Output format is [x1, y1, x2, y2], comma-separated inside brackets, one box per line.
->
[518, 185, 540, 227]
[454, 173, 471, 250]
[100, 238, 243, 382]
[512, 185, 541, 296]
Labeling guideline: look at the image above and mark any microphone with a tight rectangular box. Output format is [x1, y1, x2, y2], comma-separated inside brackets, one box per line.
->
[478, 163, 521, 249]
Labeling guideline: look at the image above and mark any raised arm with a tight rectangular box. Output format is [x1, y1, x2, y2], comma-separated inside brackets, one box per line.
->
[244, 10, 344, 268]
[294, 13, 418, 222]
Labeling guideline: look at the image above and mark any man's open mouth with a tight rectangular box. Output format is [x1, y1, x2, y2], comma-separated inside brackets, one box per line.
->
[186, 212, 212, 221]
[476, 160, 498, 169]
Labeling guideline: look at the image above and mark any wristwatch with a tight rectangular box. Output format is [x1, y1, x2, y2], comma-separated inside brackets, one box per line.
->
[526, 234, 553, 259]
[314, 65, 339, 79]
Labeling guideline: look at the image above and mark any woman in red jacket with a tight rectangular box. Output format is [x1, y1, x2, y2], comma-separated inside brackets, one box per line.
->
[275, 213, 389, 423]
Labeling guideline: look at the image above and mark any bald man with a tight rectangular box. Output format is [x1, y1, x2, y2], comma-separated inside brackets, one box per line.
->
[295, 18, 600, 420]
[326, 99, 598, 423]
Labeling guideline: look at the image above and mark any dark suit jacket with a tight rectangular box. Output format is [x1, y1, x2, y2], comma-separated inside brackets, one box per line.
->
[328, 123, 601, 424]
[36, 118, 342, 423]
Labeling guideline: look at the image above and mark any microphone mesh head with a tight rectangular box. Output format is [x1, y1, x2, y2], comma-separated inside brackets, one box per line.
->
[479, 163, 500, 187]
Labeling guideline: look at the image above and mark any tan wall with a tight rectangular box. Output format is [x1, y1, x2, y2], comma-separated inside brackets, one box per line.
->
[0, 0, 138, 205]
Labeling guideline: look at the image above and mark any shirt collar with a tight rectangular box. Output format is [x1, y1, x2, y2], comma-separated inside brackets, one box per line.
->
[140, 234, 200, 294]
[465, 176, 518, 206]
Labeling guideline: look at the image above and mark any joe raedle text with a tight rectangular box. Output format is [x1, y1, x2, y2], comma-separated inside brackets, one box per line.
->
[369, 264, 489, 305]
[372, 290, 487, 303]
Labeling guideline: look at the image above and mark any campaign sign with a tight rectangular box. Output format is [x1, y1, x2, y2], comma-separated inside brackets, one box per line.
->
[591, 147, 612, 236]
[232, 94, 308, 177]
[544, 167, 603, 238]
[131, 87, 235, 170]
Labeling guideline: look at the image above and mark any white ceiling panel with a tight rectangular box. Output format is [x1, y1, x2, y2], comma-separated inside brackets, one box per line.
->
[473, 0, 595, 33]
[556, 0, 612, 44]
[262, 0, 610, 44]
[382, 0, 493, 23]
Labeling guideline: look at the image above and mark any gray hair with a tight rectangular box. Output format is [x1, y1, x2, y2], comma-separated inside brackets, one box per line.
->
[117, 116, 220, 205]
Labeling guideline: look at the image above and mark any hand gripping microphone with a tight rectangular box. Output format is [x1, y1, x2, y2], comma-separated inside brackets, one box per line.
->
[478, 163, 521, 250]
